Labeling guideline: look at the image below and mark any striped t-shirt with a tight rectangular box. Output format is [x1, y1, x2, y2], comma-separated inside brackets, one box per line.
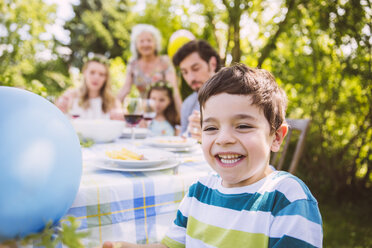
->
[162, 171, 323, 248]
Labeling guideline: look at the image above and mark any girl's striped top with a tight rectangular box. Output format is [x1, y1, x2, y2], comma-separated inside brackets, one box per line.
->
[162, 171, 323, 248]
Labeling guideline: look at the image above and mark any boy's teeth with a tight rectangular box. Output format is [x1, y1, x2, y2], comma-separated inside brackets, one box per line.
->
[220, 158, 240, 164]
[218, 154, 242, 164]
[219, 154, 240, 159]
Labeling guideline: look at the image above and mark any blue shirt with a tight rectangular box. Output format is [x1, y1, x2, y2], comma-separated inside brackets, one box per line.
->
[149, 119, 175, 136]
[180, 92, 199, 134]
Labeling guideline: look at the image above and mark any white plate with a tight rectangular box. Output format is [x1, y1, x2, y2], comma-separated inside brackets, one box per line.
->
[101, 148, 174, 168]
[163, 144, 200, 153]
[121, 127, 148, 139]
[95, 159, 180, 172]
[145, 136, 198, 148]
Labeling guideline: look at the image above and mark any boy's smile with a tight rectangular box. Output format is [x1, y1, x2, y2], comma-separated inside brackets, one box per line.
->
[216, 152, 245, 166]
[201, 93, 283, 188]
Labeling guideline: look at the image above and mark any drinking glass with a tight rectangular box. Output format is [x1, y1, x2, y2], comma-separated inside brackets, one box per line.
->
[143, 99, 156, 126]
[123, 97, 143, 141]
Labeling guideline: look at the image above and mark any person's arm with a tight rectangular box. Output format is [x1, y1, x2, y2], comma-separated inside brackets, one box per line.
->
[109, 98, 124, 121]
[117, 64, 134, 103]
[55, 89, 77, 113]
[187, 110, 201, 142]
[164, 57, 182, 116]
[180, 101, 189, 135]
[102, 241, 167, 248]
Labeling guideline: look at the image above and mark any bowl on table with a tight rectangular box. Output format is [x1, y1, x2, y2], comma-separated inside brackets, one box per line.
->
[71, 119, 125, 143]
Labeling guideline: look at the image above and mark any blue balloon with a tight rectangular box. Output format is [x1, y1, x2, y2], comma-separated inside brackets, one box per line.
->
[0, 87, 82, 241]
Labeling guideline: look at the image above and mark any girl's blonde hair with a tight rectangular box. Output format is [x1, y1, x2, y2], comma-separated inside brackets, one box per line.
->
[79, 54, 116, 113]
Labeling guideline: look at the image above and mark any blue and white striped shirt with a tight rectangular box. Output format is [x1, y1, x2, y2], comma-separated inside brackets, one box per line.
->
[162, 171, 323, 248]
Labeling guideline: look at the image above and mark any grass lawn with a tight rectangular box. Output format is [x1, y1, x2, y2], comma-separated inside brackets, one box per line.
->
[320, 195, 372, 248]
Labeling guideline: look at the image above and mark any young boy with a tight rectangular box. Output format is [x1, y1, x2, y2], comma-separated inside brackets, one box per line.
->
[103, 64, 323, 248]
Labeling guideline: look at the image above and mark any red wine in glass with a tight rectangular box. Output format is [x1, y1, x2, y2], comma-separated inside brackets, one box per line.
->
[124, 114, 143, 125]
[143, 112, 156, 121]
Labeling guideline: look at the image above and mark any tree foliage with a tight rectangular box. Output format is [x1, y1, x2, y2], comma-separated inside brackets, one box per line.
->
[261, 0, 372, 197]
[64, 0, 133, 67]
[0, 0, 71, 97]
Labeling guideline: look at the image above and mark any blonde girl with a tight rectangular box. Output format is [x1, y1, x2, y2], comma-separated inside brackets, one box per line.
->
[56, 54, 122, 120]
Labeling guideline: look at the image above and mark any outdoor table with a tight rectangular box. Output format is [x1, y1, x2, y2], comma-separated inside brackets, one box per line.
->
[60, 138, 212, 247]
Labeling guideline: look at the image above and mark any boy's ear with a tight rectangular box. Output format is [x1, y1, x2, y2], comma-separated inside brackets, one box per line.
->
[208, 56, 217, 72]
[271, 124, 288, 152]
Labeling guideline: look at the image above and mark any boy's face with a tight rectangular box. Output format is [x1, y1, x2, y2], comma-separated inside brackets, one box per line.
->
[201, 93, 287, 188]
[179, 52, 216, 92]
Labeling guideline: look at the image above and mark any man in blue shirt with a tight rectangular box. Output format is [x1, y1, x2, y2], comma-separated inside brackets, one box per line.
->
[172, 40, 221, 141]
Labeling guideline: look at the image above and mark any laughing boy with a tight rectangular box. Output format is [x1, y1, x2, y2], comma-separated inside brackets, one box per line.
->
[103, 64, 323, 248]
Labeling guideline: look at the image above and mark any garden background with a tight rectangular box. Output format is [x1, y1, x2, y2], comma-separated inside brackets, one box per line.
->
[1, 0, 371, 247]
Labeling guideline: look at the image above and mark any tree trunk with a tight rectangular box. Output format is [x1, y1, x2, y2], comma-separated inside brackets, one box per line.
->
[222, 0, 244, 64]
[206, 11, 224, 63]
[232, 19, 241, 63]
[223, 26, 232, 66]
[257, 0, 297, 67]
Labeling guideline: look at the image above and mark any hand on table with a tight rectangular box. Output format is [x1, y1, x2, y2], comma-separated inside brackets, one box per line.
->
[187, 110, 202, 143]
[102, 241, 167, 248]
[109, 109, 124, 121]
[102, 241, 129, 248]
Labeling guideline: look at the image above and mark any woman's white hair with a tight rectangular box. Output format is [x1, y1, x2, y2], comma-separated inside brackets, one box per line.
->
[130, 24, 162, 60]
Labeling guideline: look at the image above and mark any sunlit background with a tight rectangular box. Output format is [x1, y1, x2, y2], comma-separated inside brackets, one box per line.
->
[0, 0, 371, 246]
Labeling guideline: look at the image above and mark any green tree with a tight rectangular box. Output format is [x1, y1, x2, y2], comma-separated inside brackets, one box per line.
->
[256, 0, 371, 196]
[64, 0, 133, 67]
[191, 0, 298, 64]
[0, 0, 71, 97]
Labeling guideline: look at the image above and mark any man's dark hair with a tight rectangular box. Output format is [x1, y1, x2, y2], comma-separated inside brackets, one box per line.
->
[198, 64, 287, 134]
[172, 40, 221, 72]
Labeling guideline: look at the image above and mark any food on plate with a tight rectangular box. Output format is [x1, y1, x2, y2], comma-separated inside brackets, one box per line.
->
[157, 138, 187, 144]
[106, 147, 144, 160]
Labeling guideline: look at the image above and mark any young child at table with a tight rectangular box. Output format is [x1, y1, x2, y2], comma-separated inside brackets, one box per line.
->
[146, 81, 179, 136]
[102, 64, 323, 248]
[55, 54, 123, 120]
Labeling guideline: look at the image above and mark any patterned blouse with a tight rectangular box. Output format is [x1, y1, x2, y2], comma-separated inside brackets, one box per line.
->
[128, 55, 175, 98]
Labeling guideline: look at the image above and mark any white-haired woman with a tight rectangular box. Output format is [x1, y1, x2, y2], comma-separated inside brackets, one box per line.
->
[117, 24, 182, 115]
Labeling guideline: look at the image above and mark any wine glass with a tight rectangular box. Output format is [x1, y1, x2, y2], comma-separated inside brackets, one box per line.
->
[143, 99, 156, 126]
[123, 97, 143, 141]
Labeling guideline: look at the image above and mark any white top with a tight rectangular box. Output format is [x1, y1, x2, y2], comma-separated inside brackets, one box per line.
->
[69, 97, 110, 119]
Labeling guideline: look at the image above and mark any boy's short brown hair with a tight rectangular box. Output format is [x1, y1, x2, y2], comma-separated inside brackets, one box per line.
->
[198, 64, 287, 134]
